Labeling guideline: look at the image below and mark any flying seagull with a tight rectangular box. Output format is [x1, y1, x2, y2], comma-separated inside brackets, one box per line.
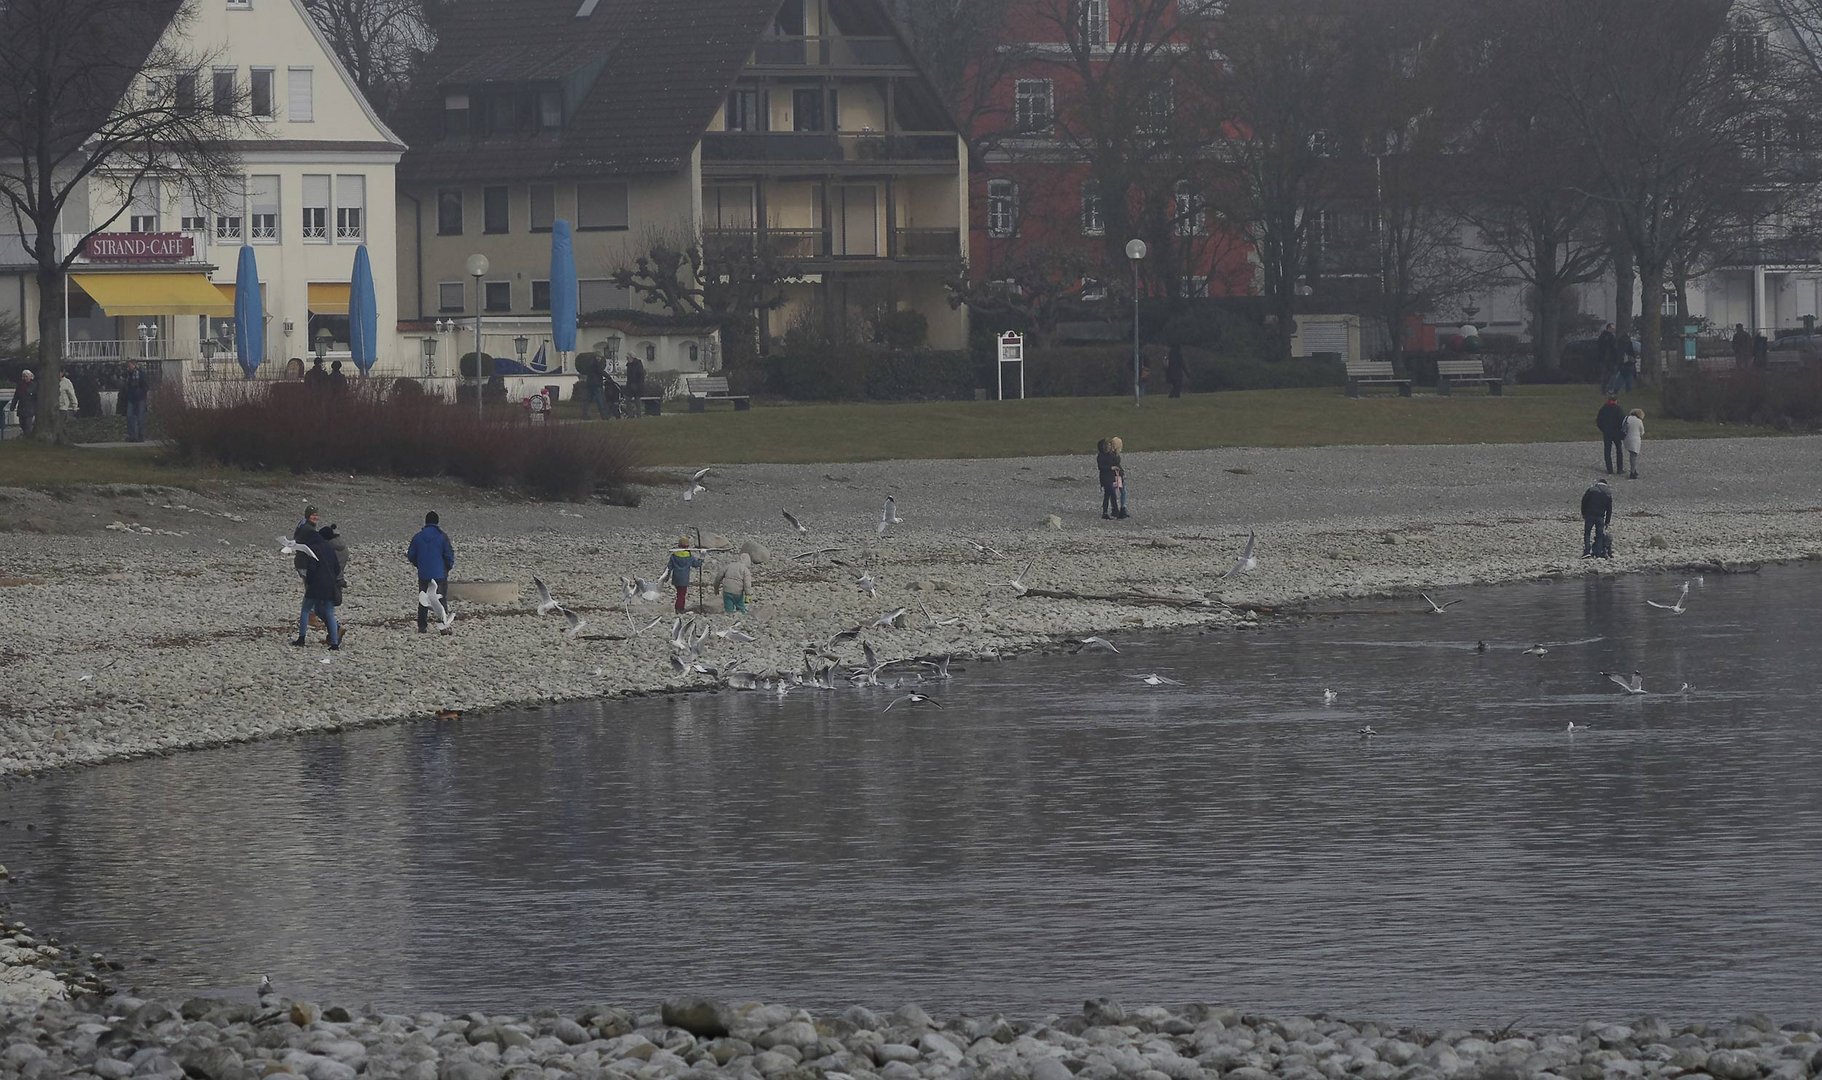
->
[690, 467, 712, 484]
[533, 576, 562, 616]
[782, 510, 808, 535]
[919, 602, 962, 628]
[878, 496, 902, 535]
[1073, 636, 1120, 654]
[923, 655, 953, 680]
[1645, 580, 1691, 614]
[1421, 593, 1463, 614]
[420, 586, 456, 634]
[987, 560, 1033, 597]
[873, 607, 909, 629]
[1127, 673, 1184, 686]
[560, 607, 587, 641]
[714, 622, 756, 643]
[279, 536, 318, 560]
[682, 482, 706, 502]
[883, 692, 942, 713]
[1522, 644, 1548, 657]
[962, 538, 1008, 559]
[1219, 530, 1258, 580]
[1601, 670, 1646, 695]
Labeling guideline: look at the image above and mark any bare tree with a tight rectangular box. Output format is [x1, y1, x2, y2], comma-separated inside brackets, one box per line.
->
[0, 0, 249, 443]
[889, 0, 1018, 142]
[942, 245, 1108, 347]
[610, 228, 791, 369]
[301, 0, 437, 119]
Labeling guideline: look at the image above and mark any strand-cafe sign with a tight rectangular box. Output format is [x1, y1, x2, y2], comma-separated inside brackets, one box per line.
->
[83, 232, 195, 262]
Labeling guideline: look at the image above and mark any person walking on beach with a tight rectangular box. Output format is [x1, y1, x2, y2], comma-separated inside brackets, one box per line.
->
[668, 537, 702, 613]
[1109, 436, 1130, 519]
[1596, 395, 1626, 475]
[1581, 478, 1613, 559]
[8, 370, 38, 438]
[1096, 439, 1119, 519]
[1621, 408, 1645, 480]
[407, 511, 455, 633]
[715, 552, 754, 614]
[121, 358, 149, 442]
[294, 518, 343, 648]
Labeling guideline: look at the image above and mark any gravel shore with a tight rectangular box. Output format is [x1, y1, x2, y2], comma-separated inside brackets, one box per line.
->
[3, 435, 1820, 778]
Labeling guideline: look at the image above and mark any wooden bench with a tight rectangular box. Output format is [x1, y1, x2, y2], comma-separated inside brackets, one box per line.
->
[637, 396, 664, 416]
[1345, 361, 1412, 398]
[1435, 358, 1503, 395]
[684, 375, 751, 412]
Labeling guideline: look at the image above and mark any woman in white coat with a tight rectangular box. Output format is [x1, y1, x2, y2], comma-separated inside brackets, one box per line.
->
[1622, 408, 1645, 480]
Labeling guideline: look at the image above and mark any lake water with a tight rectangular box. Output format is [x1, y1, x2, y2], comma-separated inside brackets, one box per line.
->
[3, 566, 1819, 1027]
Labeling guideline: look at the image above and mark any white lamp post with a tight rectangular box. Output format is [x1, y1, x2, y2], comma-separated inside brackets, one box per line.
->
[1125, 238, 1147, 407]
[466, 253, 489, 419]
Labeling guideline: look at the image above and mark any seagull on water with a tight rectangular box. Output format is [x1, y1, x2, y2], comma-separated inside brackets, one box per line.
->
[726, 671, 760, 691]
[1476, 640, 1487, 653]
[1601, 670, 1646, 695]
[987, 560, 1033, 597]
[883, 692, 942, 713]
[1127, 673, 1184, 686]
[420, 586, 456, 634]
[878, 496, 902, 535]
[1219, 530, 1258, 580]
[533, 576, 563, 616]
[1567, 721, 1591, 733]
[1522, 644, 1548, 657]
[1073, 636, 1120, 654]
[1358, 726, 1379, 738]
[560, 608, 587, 641]
[1645, 580, 1691, 614]
[922, 655, 953, 680]
[257, 974, 272, 997]
[782, 510, 808, 535]
[1323, 688, 1337, 705]
[1421, 593, 1463, 614]
[279, 536, 318, 560]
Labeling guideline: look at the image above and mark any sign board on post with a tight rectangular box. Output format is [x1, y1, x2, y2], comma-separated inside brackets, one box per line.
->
[997, 330, 1025, 400]
[82, 233, 196, 262]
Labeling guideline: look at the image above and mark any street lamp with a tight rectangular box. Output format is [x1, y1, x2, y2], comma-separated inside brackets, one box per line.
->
[1125, 238, 1147, 407]
[421, 335, 438, 379]
[514, 334, 529, 370]
[200, 338, 216, 379]
[465, 253, 490, 419]
[313, 326, 333, 363]
[137, 321, 159, 362]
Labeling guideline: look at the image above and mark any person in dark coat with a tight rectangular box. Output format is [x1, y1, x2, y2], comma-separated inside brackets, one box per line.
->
[293, 505, 322, 579]
[1581, 479, 1614, 559]
[329, 360, 350, 395]
[1753, 331, 1769, 369]
[407, 511, 456, 633]
[581, 362, 609, 420]
[1096, 438, 1119, 519]
[603, 372, 623, 418]
[304, 357, 330, 391]
[1595, 323, 1620, 390]
[625, 355, 646, 417]
[7, 371, 37, 437]
[1165, 343, 1187, 398]
[1731, 324, 1752, 370]
[1595, 395, 1626, 475]
[1616, 330, 1639, 391]
[294, 522, 343, 648]
[121, 358, 149, 442]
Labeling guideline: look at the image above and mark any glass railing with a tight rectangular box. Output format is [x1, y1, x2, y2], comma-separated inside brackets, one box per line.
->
[702, 131, 957, 164]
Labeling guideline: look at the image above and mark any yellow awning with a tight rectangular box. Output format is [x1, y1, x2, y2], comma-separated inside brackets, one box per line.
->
[307, 282, 351, 314]
[70, 272, 234, 317]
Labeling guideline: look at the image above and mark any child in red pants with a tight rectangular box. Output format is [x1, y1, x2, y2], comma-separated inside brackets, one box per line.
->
[667, 538, 702, 613]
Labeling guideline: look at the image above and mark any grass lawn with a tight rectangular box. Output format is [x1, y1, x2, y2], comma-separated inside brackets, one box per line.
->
[0, 440, 250, 491]
[619, 385, 1765, 465]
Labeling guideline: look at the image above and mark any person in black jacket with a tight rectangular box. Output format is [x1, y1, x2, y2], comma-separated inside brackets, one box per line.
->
[1581, 479, 1614, 559]
[294, 521, 344, 648]
[1595, 395, 1626, 475]
[121, 359, 149, 442]
[624, 355, 646, 417]
[1096, 439, 1118, 519]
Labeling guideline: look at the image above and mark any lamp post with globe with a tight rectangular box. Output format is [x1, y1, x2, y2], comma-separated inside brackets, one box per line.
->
[466, 254, 489, 419]
[1126, 238, 1147, 407]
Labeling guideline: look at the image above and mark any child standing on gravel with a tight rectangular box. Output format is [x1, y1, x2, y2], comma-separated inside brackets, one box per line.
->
[1109, 436, 1130, 519]
[714, 552, 754, 614]
[668, 537, 702, 613]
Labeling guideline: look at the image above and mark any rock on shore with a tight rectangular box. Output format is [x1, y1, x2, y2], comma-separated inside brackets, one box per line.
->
[3, 993, 1820, 1080]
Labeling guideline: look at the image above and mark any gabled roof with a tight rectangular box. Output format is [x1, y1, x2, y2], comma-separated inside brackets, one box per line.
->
[396, 0, 787, 183]
[0, 0, 186, 162]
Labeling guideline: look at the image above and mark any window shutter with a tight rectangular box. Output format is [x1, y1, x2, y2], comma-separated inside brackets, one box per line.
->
[303, 175, 330, 208]
[288, 69, 314, 122]
[336, 174, 366, 210]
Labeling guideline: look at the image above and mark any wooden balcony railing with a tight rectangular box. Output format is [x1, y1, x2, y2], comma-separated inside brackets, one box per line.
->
[702, 131, 957, 165]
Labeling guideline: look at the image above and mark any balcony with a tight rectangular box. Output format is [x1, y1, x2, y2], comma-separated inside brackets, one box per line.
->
[894, 228, 961, 260]
[1714, 236, 1822, 267]
[702, 131, 957, 168]
[750, 36, 910, 68]
[703, 226, 960, 263]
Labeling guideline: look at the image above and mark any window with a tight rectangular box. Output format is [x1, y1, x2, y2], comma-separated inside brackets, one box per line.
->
[249, 68, 274, 119]
[987, 179, 1018, 238]
[578, 279, 631, 313]
[249, 175, 279, 240]
[484, 281, 511, 312]
[1078, 0, 1109, 47]
[1080, 180, 1104, 236]
[539, 89, 563, 130]
[437, 188, 463, 235]
[1173, 180, 1204, 236]
[1014, 80, 1054, 134]
[179, 196, 207, 233]
[483, 186, 509, 233]
[287, 68, 314, 122]
[1081, 277, 1106, 301]
[531, 280, 551, 311]
[176, 72, 199, 114]
[1145, 80, 1174, 130]
[336, 175, 365, 240]
[576, 181, 628, 230]
[443, 92, 469, 137]
[438, 282, 464, 312]
[212, 68, 236, 116]
[1730, 17, 1768, 75]
[214, 195, 243, 241]
[644, 343, 656, 363]
[725, 88, 761, 131]
[792, 88, 825, 132]
[1177, 275, 1208, 298]
[529, 184, 555, 232]
[301, 175, 330, 240]
[227, 0, 251, 8]
[129, 180, 159, 233]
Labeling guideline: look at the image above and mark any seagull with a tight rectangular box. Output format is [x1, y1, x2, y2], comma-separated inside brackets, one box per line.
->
[257, 974, 272, 997]
[690, 467, 712, 484]
[878, 496, 902, 535]
[420, 586, 456, 634]
[782, 510, 808, 535]
[714, 622, 756, 643]
[987, 560, 1033, 597]
[919, 602, 963, 628]
[1645, 580, 1691, 614]
[625, 613, 665, 636]
[1421, 593, 1463, 614]
[862, 640, 881, 675]
[682, 482, 706, 502]
[533, 576, 562, 616]
[857, 573, 877, 599]
[1601, 670, 1646, 695]
[873, 607, 909, 629]
[1475, 640, 1487, 653]
[923, 656, 953, 680]
[631, 577, 662, 603]
[1219, 530, 1257, 580]
[883, 692, 942, 713]
[792, 546, 842, 563]
[726, 671, 760, 691]
[1127, 673, 1184, 686]
[1678, 682, 1693, 694]
[1358, 726, 1379, 738]
[962, 538, 1008, 559]
[279, 536, 318, 560]
[1522, 644, 1548, 657]
[1323, 688, 1337, 705]
[1073, 636, 1120, 654]
[560, 608, 586, 641]
[1567, 721, 1591, 733]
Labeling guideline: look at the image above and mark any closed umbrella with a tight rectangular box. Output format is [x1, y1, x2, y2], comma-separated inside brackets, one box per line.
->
[233, 245, 264, 380]
[550, 218, 577, 365]
[349, 244, 378, 374]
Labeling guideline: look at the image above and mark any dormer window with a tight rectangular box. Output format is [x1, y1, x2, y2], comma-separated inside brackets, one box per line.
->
[443, 92, 469, 136]
[443, 85, 563, 139]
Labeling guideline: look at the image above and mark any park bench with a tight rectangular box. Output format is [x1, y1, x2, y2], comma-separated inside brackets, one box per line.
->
[637, 395, 664, 416]
[1345, 360, 1412, 398]
[1435, 358, 1503, 395]
[684, 375, 751, 412]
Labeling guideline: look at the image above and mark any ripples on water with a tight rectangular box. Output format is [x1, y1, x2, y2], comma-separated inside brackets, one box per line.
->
[3, 568, 1819, 1026]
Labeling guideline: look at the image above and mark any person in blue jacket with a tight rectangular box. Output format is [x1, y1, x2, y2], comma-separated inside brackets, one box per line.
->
[407, 511, 456, 632]
[668, 536, 703, 613]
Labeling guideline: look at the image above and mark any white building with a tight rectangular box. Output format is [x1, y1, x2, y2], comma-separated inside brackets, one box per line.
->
[0, 0, 404, 381]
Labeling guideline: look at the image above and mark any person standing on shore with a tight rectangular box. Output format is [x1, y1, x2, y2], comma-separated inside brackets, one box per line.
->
[1622, 408, 1645, 480]
[1596, 395, 1626, 475]
[668, 537, 702, 613]
[1109, 436, 1130, 519]
[121, 358, 149, 442]
[715, 552, 754, 614]
[294, 519, 343, 648]
[1096, 439, 1119, 519]
[407, 511, 455, 633]
[1581, 478, 1613, 559]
